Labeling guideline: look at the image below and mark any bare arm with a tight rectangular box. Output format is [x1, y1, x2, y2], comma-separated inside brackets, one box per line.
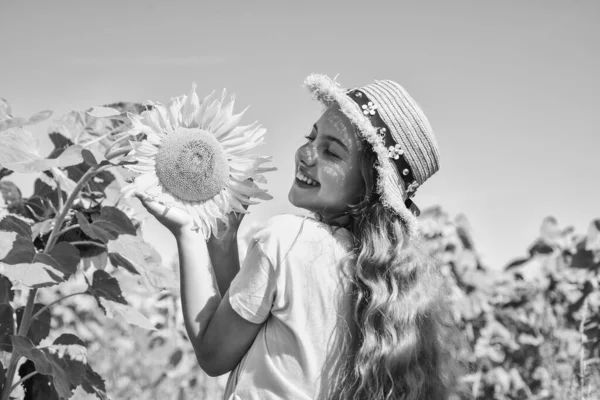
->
[137, 194, 262, 376]
[206, 227, 241, 296]
[175, 229, 222, 347]
[176, 227, 263, 376]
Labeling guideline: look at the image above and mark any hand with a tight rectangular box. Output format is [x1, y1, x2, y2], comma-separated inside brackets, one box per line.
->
[135, 192, 193, 235]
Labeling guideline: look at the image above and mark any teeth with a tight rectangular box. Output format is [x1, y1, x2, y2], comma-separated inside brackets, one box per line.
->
[296, 171, 319, 186]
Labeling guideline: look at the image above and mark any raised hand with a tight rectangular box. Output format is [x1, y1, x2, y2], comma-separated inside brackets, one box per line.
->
[135, 192, 193, 235]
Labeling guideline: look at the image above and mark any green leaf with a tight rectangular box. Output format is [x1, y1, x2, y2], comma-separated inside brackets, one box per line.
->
[27, 110, 53, 125]
[99, 298, 156, 330]
[0, 273, 13, 303]
[0, 215, 32, 240]
[81, 149, 98, 167]
[75, 208, 136, 244]
[0, 231, 17, 259]
[0, 127, 84, 173]
[16, 303, 51, 346]
[107, 234, 175, 291]
[11, 335, 87, 400]
[86, 107, 121, 118]
[0, 303, 14, 352]
[64, 163, 115, 193]
[42, 242, 80, 276]
[95, 207, 137, 236]
[107, 252, 139, 275]
[1, 232, 35, 263]
[76, 212, 115, 243]
[49, 333, 105, 400]
[81, 364, 108, 400]
[1, 235, 80, 288]
[53, 333, 85, 347]
[0, 180, 22, 205]
[87, 270, 127, 305]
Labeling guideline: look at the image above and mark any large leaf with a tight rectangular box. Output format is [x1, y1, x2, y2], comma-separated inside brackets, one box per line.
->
[86, 270, 127, 305]
[0, 127, 83, 173]
[107, 252, 139, 275]
[11, 335, 87, 400]
[0, 233, 80, 288]
[94, 207, 136, 236]
[106, 234, 175, 291]
[76, 212, 115, 243]
[0, 214, 32, 240]
[76, 207, 136, 244]
[81, 363, 108, 400]
[99, 298, 156, 330]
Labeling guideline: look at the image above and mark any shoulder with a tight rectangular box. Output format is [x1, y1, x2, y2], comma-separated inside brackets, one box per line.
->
[250, 214, 351, 256]
[251, 214, 314, 245]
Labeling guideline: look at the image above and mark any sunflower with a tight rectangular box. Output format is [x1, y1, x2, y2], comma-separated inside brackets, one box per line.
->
[121, 84, 275, 238]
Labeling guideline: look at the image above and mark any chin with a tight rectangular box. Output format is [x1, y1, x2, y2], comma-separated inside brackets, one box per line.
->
[288, 186, 314, 212]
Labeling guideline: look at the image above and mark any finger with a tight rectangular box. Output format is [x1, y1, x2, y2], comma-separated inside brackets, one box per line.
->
[134, 191, 152, 202]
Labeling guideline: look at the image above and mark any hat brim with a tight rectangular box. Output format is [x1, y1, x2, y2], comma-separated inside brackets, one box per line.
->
[304, 73, 420, 239]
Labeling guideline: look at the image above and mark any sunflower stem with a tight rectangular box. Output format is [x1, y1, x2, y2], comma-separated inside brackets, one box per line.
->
[10, 371, 39, 393]
[57, 224, 80, 237]
[45, 166, 100, 252]
[105, 147, 131, 162]
[29, 292, 89, 325]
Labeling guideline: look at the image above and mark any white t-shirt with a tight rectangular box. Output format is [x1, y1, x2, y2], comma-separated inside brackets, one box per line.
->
[224, 214, 354, 400]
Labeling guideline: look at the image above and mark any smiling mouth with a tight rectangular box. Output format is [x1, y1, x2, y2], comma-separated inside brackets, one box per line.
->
[295, 171, 320, 187]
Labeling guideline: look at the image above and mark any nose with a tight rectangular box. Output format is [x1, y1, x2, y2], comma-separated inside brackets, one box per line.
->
[297, 141, 317, 167]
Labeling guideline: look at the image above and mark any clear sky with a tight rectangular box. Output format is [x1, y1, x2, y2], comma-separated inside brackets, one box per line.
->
[1, 0, 599, 269]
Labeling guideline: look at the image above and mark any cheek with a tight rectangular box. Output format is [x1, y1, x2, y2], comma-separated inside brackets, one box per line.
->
[321, 163, 363, 196]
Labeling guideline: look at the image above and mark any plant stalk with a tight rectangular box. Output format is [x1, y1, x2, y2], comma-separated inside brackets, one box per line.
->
[10, 371, 38, 393]
[28, 292, 88, 325]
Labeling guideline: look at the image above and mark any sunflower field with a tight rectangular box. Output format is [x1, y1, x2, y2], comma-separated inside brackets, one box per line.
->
[1, 96, 599, 400]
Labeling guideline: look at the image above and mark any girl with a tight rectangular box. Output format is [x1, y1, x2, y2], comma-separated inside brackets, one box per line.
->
[136, 74, 463, 399]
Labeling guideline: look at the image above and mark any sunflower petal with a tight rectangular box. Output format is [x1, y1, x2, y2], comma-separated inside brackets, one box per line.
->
[167, 95, 184, 128]
[182, 83, 200, 127]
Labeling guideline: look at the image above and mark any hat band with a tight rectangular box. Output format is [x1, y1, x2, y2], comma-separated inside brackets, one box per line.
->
[346, 89, 420, 216]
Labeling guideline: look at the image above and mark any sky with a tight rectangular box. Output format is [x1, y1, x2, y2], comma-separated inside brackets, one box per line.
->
[1, 0, 599, 269]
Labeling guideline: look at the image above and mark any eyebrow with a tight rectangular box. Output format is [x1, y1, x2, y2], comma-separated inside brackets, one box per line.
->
[312, 124, 350, 153]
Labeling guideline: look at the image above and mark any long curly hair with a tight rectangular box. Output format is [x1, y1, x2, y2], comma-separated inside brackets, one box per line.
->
[323, 144, 466, 400]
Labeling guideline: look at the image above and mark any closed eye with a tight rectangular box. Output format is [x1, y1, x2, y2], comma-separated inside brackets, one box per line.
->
[325, 149, 340, 159]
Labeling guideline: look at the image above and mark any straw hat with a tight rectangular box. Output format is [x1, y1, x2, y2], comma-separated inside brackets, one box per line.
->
[304, 74, 440, 239]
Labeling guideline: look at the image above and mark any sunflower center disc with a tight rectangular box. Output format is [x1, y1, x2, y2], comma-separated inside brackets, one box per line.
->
[154, 128, 229, 203]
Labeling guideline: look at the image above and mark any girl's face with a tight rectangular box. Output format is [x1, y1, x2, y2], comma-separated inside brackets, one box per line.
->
[288, 104, 365, 220]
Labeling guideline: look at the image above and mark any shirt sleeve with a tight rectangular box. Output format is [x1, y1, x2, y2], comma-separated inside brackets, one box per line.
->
[228, 237, 277, 324]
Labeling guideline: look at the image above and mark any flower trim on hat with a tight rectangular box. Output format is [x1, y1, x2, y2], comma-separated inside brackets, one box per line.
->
[304, 73, 419, 239]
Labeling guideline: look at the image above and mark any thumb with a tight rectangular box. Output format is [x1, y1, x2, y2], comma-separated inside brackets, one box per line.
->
[134, 192, 162, 213]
